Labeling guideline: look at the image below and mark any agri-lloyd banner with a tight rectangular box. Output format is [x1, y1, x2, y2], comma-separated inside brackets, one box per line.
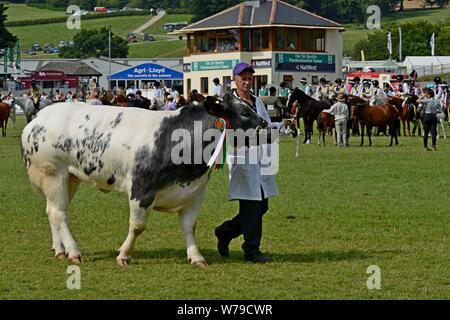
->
[275, 53, 336, 73]
[109, 63, 183, 80]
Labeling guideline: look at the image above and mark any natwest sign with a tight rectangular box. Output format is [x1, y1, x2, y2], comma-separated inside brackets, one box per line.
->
[34, 70, 65, 80]
[251, 59, 272, 69]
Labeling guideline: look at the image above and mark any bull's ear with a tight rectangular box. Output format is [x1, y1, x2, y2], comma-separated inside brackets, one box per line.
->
[203, 96, 224, 116]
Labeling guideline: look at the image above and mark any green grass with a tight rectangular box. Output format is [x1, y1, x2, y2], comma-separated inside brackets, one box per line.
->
[8, 16, 151, 50]
[0, 115, 449, 299]
[128, 40, 186, 58]
[143, 14, 193, 35]
[343, 8, 450, 55]
[4, 3, 65, 22]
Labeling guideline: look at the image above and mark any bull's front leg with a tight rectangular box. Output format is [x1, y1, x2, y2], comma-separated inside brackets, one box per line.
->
[117, 199, 152, 266]
[178, 187, 208, 268]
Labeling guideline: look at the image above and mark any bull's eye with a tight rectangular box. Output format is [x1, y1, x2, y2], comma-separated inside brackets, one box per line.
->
[241, 112, 251, 117]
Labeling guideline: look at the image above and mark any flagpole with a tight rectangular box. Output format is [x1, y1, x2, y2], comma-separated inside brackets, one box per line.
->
[398, 27, 402, 62]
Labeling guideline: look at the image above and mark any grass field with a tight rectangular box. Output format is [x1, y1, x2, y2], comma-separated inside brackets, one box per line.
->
[4, 3, 65, 22]
[128, 40, 186, 58]
[8, 15, 151, 50]
[0, 115, 449, 299]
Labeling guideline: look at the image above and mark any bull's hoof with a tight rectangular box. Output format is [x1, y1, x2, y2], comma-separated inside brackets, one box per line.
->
[68, 255, 82, 265]
[55, 252, 67, 260]
[116, 256, 131, 266]
[191, 260, 208, 269]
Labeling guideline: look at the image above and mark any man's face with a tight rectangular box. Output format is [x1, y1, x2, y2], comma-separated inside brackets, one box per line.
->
[233, 71, 253, 93]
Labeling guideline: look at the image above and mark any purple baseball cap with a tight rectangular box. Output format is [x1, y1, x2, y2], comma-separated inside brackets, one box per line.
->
[232, 62, 255, 76]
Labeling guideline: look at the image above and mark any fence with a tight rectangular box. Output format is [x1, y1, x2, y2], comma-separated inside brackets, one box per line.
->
[405, 63, 450, 78]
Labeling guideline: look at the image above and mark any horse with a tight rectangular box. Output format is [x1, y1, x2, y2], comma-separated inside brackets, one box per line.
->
[14, 95, 53, 123]
[403, 94, 423, 136]
[348, 95, 399, 147]
[287, 88, 332, 144]
[388, 96, 414, 137]
[100, 90, 114, 105]
[1, 96, 16, 129]
[0, 102, 10, 137]
[110, 94, 130, 107]
[317, 112, 335, 146]
[187, 91, 206, 105]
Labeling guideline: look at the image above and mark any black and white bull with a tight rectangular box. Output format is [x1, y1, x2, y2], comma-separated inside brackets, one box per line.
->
[20, 94, 267, 267]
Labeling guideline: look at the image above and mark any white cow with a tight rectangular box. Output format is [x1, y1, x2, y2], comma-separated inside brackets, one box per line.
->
[20, 95, 268, 267]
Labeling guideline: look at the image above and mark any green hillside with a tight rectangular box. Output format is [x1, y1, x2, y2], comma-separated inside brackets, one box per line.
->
[3, 3, 65, 22]
[9, 16, 150, 50]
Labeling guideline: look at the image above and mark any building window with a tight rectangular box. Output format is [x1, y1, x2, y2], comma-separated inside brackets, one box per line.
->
[200, 77, 208, 94]
[301, 30, 325, 52]
[313, 30, 325, 51]
[242, 29, 251, 51]
[275, 29, 297, 50]
[252, 29, 269, 51]
[187, 78, 191, 94]
[186, 34, 193, 55]
[275, 29, 285, 50]
[217, 29, 239, 52]
[196, 33, 207, 53]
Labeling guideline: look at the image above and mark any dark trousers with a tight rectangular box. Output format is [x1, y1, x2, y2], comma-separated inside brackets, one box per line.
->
[423, 113, 438, 147]
[217, 188, 268, 256]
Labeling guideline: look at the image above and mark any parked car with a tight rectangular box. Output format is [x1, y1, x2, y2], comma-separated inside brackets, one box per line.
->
[127, 34, 137, 43]
[142, 33, 155, 41]
[32, 44, 42, 51]
[59, 41, 66, 48]
[50, 48, 60, 54]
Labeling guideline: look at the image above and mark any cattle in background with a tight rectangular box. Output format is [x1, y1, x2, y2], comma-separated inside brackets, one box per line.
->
[20, 94, 268, 267]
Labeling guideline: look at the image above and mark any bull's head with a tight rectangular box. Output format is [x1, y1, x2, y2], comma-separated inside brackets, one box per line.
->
[203, 93, 268, 131]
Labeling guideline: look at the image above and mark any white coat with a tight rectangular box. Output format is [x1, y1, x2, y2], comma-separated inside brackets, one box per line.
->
[227, 92, 280, 201]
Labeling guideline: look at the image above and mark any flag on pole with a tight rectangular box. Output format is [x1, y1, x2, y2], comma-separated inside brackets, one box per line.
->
[7, 47, 14, 67]
[398, 27, 402, 62]
[387, 32, 393, 57]
[3, 50, 7, 73]
[361, 50, 365, 61]
[430, 33, 435, 56]
[15, 42, 21, 69]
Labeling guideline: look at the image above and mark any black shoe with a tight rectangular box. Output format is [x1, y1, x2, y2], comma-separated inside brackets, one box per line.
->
[215, 227, 231, 257]
[245, 251, 272, 263]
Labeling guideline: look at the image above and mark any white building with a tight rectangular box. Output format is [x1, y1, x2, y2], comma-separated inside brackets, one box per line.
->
[177, 0, 344, 96]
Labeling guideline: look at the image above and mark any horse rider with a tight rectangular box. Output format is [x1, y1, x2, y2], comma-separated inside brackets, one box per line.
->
[333, 78, 346, 96]
[28, 81, 41, 112]
[258, 80, 269, 97]
[433, 76, 444, 103]
[369, 80, 385, 106]
[409, 80, 421, 96]
[299, 77, 314, 96]
[315, 77, 329, 100]
[361, 79, 372, 100]
[279, 82, 290, 98]
[350, 77, 363, 97]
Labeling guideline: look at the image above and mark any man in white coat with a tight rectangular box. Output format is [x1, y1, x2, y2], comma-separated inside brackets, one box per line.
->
[215, 62, 280, 263]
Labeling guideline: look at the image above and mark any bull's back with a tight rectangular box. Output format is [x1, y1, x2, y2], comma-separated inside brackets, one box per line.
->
[21, 103, 178, 191]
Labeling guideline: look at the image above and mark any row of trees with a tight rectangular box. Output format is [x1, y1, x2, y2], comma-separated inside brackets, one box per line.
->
[352, 20, 450, 60]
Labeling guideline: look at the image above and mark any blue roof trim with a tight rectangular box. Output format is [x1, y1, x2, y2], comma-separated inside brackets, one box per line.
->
[108, 63, 183, 80]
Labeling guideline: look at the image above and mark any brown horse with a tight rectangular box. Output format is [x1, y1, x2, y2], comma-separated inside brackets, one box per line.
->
[349, 96, 399, 147]
[388, 96, 413, 136]
[100, 90, 114, 105]
[187, 91, 206, 105]
[317, 112, 335, 146]
[110, 94, 129, 107]
[0, 102, 11, 137]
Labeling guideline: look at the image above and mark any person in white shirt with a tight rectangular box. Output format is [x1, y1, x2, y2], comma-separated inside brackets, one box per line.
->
[212, 78, 224, 97]
[322, 93, 349, 147]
